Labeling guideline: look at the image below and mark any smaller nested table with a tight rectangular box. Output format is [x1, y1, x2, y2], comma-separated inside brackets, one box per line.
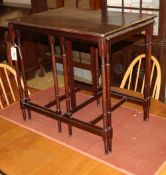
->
[9, 7, 156, 154]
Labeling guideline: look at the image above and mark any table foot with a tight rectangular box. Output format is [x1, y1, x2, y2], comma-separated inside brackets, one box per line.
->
[144, 110, 149, 121]
[22, 109, 26, 121]
[56, 110, 62, 132]
[108, 127, 112, 152]
[68, 124, 72, 136]
[96, 95, 100, 106]
[20, 102, 27, 120]
[58, 120, 62, 133]
[27, 109, 31, 119]
[103, 130, 110, 154]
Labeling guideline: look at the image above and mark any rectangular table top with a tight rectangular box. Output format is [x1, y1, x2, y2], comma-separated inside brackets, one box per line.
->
[10, 7, 156, 38]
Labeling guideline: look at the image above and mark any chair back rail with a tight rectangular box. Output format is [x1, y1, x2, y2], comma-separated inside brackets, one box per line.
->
[120, 54, 161, 99]
[0, 63, 30, 109]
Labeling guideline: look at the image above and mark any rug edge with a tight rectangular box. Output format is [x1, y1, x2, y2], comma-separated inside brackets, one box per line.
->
[155, 160, 166, 175]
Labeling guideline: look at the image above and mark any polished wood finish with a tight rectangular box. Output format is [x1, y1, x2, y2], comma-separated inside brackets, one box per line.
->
[2, 0, 166, 101]
[9, 7, 155, 154]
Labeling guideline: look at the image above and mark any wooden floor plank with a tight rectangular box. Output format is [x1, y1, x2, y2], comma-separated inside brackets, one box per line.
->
[0, 118, 125, 175]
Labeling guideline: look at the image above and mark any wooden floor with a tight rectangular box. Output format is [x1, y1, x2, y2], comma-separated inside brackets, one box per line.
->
[0, 88, 166, 175]
[0, 117, 125, 175]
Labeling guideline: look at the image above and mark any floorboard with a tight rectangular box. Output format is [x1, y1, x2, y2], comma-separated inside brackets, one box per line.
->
[0, 118, 125, 175]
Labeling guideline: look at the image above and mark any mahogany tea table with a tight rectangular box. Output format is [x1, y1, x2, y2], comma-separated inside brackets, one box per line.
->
[8, 7, 156, 154]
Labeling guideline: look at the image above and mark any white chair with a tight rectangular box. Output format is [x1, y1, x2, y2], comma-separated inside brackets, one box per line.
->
[0, 63, 30, 109]
[120, 54, 161, 100]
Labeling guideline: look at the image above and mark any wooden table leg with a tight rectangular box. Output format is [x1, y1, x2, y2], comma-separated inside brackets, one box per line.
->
[16, 30, 31, 120]
[99, 38, 110, 154]
[48, 35, 62, 132]
[95, 47, 100, 104]
[144, 25, 153, 120]
[15, 60, 27, 121]
[60, 37, 72, 136]
[66, 40, 76, 111]
[91, 47, 100, 105]
[9, 25, 26, 120]
[106, 40, 112, 152]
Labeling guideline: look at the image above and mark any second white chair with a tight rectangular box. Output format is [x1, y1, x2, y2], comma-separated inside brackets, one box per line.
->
[120, 54, 161, 100]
